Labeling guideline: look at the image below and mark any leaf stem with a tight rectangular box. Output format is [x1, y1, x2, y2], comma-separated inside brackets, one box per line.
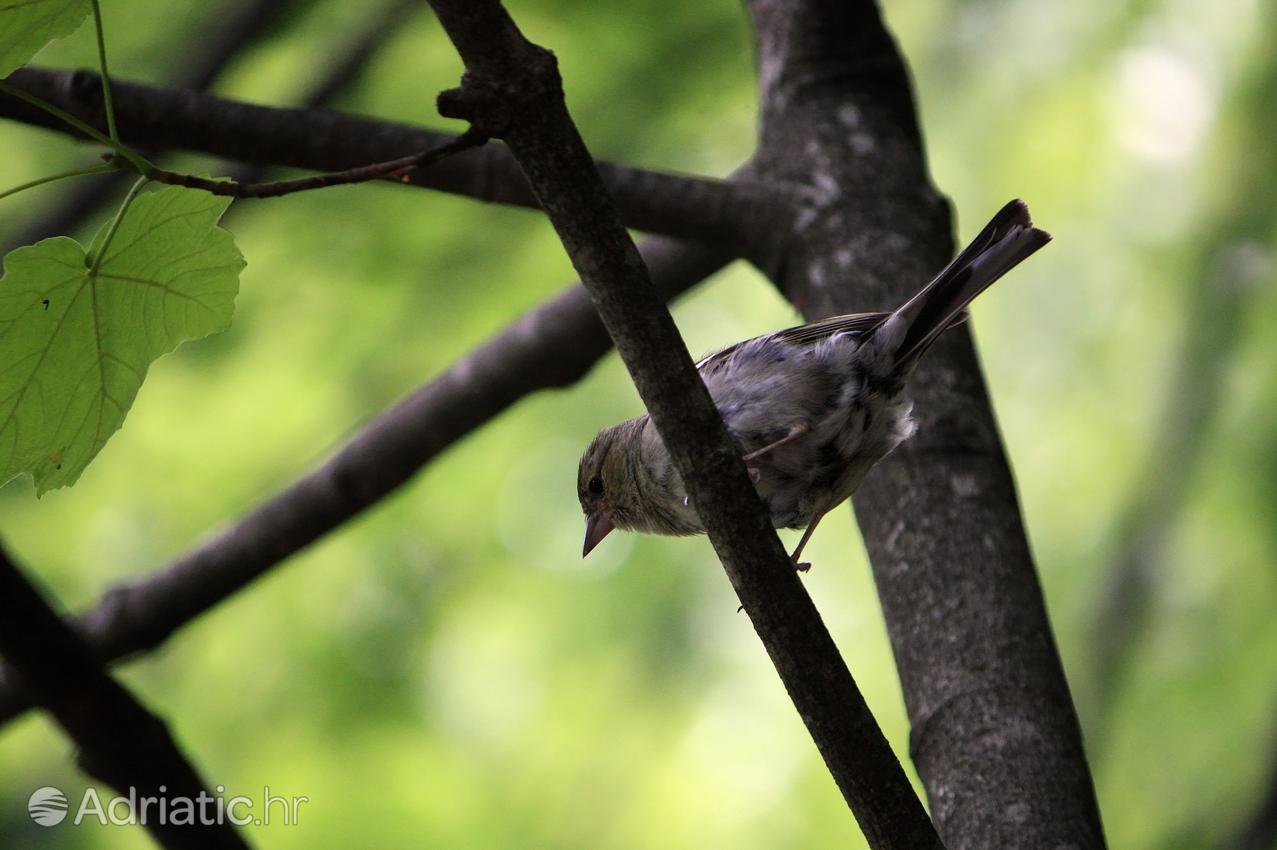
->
[88, 0, 118, 144]
[0, 163, 117, 203]
[0, 80, 114, 147]
[88, 176, 148, 276]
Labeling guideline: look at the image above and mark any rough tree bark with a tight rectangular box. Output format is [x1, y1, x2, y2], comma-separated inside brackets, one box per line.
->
[742, 1, 1105, 847]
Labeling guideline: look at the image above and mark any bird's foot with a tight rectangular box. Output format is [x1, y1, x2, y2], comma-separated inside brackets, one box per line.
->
[793, 559, 812, 573]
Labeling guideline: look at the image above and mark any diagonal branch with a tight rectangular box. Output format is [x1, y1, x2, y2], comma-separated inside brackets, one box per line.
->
[0, 67, 798, 248]
[426, 2, 942, 848]
[0, 542, 250, 850]
[0, 235, 730, 725]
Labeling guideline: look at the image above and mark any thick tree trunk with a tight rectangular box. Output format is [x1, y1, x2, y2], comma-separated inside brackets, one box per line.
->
[745, 1, 1106, 846]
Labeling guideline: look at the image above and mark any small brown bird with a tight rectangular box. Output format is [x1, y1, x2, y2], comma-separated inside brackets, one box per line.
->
[578, 200, 1050, 566]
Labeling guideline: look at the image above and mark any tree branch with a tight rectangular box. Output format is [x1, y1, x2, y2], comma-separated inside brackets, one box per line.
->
[0, 542, 250, 850]
[142, 128, 488, 198]
[0, 67, 796, 248]
[0, 235, 729, 725]
[425, 2, 942, 848]
[745, 0, 1106, 847]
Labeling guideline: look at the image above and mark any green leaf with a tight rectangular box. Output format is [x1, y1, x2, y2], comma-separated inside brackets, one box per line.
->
[0, 0, 91, 78]
[0, 186, 244, 494]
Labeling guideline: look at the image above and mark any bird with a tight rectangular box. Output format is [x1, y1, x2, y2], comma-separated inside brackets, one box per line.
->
[577, 199, 1051, 567]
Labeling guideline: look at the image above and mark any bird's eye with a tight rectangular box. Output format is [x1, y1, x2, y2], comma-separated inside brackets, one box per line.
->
[587, 476, 604, 495]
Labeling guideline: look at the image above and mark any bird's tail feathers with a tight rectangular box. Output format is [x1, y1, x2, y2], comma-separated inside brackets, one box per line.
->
[889, 199, 1051, 371]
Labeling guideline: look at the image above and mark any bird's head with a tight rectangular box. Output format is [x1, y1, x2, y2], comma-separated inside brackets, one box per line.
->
[577, 417, 659, 556]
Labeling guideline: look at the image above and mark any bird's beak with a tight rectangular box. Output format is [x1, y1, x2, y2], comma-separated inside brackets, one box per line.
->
[582, 511, 615, 557]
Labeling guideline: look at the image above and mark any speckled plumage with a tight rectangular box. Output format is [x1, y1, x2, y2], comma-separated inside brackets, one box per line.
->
[578, 200, 1051, 564]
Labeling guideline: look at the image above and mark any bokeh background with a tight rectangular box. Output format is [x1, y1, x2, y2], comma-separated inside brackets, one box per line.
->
[2, 0, 1275, 847]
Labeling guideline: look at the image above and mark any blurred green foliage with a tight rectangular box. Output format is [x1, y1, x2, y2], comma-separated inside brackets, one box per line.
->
[1, 0, 1275, 847]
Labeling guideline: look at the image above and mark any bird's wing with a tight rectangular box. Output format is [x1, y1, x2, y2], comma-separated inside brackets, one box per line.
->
[769, 311, 891, 347]
[696, 312, 890, 372]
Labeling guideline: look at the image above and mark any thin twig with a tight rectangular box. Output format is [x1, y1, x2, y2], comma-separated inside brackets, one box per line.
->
[143, 129, 488, 198]
[2, 0, 411, 251]
[0, 68, 797, 246]
[0, 542, 251, 850]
